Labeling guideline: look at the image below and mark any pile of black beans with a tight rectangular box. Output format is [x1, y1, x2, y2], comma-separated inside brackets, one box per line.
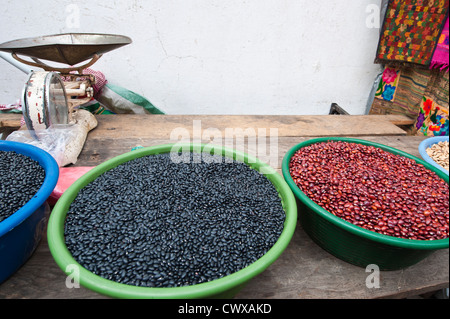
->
[64, 152, 286, 288]
[0, 150, 46, 223]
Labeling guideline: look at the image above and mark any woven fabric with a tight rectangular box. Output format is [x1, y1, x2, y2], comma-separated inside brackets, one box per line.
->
[375, 0, 449, 68]
[375, 66, 402, 101]
[415, 95, 449, 136]
[431, 16, 449, 69]
[370, 67, 434, 118]
[82, 67, 108, 97]
[64, 68, 108, 98]
[369, 67, 449, 137]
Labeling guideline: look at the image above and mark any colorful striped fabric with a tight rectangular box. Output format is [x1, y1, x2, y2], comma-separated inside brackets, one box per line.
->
[370, 67, 448, 137]
[415, 94, 449, 136]
[375, 0, 449, 68]
[431, 16, 449, 69]
[370, 67, 434, 118]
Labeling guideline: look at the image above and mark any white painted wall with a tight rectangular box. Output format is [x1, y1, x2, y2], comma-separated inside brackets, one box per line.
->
[0, 0, 383, 115]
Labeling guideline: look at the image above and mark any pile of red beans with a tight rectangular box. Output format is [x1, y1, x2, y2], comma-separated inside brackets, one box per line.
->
[289, 141, 449, 241]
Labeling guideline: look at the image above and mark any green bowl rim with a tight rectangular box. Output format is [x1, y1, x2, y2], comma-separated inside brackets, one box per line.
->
[281, 137, 449, 250]
[47, 143, 297, 299]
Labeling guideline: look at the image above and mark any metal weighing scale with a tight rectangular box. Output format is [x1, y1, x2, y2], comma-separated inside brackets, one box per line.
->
[0, 33, 131, 132]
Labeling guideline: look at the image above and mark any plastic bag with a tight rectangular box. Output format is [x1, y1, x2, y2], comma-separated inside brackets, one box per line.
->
[6, 124, 78, 167]
[94, 84, 165, 114]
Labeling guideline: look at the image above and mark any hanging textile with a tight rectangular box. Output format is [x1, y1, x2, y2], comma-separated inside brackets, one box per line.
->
[430, 16, 449, 70]
[369, 67, 449, 136]
[414, 95, 449, 136]
[375, 66, 402, 102]
[370, 67, 437, 118]
[375, 0, 449, 68]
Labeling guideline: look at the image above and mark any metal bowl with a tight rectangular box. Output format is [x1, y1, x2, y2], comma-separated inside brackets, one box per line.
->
[0, 33, 132, 65]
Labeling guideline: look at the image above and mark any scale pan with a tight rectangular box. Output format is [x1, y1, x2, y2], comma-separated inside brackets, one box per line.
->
[0, 33, 132, 66]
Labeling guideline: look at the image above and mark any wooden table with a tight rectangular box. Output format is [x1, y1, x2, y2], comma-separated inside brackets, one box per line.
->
[0, 114, 448, 299]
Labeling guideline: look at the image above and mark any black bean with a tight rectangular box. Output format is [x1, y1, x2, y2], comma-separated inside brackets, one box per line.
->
[0, 151, 45, 223]
[64, 152, 285, 288]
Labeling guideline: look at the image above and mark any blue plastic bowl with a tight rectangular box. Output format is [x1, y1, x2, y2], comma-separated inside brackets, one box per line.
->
[0, 140, 59, 284]
[418, 136, 449, 176]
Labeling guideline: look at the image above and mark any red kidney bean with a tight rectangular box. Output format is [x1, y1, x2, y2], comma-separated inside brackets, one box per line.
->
[289, 141, 449, 240]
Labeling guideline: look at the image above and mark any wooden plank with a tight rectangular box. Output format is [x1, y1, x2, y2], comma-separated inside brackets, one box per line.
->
[0, 226, 107, 299]
[1, 114, 409, 137]
[74, 136, 428, 169]
[0, 113, 22, 129]
[0, 215, 447, 299]
[383, 114, 416, 126]
[235, 226, 449, 299]
[85, 115, 408, 139]
[1, 112, 447, 300]
[1, 135, 446, 299]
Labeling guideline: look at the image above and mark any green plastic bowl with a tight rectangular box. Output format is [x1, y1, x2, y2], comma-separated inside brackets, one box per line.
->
[282, 137, 449, 271]
[48, 143, 297, 298]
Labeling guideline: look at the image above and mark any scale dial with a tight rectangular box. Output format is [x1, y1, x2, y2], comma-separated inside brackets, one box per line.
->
[22, 71, 69, 137]
[45, 72, 69, 126]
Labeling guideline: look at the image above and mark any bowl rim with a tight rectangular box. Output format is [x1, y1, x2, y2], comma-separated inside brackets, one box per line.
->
[0, 140, 59, 237]
[47, 143, 297, 299]
[282, 137, 449, 250]
[418, 136, 449, 176]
